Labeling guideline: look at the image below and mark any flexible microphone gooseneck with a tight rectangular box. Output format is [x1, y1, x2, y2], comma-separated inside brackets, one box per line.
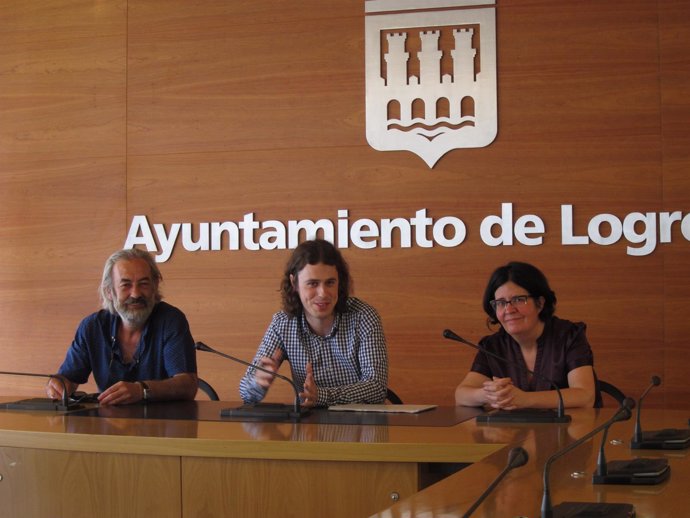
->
[632, 375, 661, 443]
[630, 374, 690, 450]
[0, 371, 76, 411]
[443, 329, 569, 423]
[593, 394, 669, 485]
[195, 341, 308, 420]
[593, 396, 670, 485]
[541, 398, 635, 518]
[633, 376, 661, 442]
[462, 447, 528, 518]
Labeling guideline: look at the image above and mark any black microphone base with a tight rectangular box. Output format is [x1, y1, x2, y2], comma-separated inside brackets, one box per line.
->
[592, 458, 670, 485]
[550, 501, 635, 517]
[1, 398, 84, 412]
[221, 402, 310, 421]
[630, 428, 690, 450]
[477, 408, 571, 424]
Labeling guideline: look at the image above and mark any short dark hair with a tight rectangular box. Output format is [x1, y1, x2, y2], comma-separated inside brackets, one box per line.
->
[280, 239, 351, 317]
[482, 261, 557, 325]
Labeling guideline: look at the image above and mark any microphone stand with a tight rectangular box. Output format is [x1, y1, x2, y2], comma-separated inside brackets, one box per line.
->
[443, 329, 570, 423]
[593, 421, 669, 484]
[462, 447, 528, 518]
[592, 379, 669, 484]
[195, 342, 310, 421]
[631, 375, 690, 450]
[0, 371, 82, 411]
[541, 398, 635, 518]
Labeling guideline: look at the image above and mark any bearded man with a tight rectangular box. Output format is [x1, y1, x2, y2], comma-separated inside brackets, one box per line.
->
[46, 248, 197, 405]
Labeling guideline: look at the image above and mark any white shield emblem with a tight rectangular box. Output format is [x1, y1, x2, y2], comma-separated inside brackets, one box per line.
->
[365, 0, 498, 168]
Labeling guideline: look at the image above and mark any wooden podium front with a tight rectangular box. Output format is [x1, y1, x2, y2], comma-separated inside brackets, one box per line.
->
[2, 400, 685, 518]
[0, 401, 489, 518]
[371, 407, 690, 518]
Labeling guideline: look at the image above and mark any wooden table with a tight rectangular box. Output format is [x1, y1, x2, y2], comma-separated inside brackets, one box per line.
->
[0, 400, 489, 518]
[1, 400, 685, 518]
[370, 407, 690, 518]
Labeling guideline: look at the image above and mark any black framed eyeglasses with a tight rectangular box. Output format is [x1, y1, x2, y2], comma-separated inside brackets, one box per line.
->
[489, 295, 533, 311]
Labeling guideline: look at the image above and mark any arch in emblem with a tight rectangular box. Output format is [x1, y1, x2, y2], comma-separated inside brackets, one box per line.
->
[460, 96, 475, 117]
[436, 97, 450, 118]
[387, 99, 401, 120]
[412, 98, 425, 120]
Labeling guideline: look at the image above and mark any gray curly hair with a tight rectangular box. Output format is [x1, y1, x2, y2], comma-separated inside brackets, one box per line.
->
[100, 248, 163, 314]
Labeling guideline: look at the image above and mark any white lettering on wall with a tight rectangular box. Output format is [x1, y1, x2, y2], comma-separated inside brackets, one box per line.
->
[561, 205, 690, 256]
[480, 203, 544, 246]
[124, 205, 690, 262]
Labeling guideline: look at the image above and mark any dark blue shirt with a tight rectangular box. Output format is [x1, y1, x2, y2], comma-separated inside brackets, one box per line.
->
[58, 301, 197, 391]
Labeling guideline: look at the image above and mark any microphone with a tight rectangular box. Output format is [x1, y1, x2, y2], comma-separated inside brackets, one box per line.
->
[443, 329, 570, 423]
[541, 398, 635, 518]
[594, 440, 670, 485]
[0, 371, 82, 411]
[632, 375, 660, 444]
[461, 447, 528, 518]
[195, 342, 310, 421]
[630, 375, 690, 450]
[594, 395, 670, 485]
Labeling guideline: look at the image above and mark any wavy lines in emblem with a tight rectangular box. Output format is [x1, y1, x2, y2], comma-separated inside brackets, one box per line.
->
[387, 116, 475, 141]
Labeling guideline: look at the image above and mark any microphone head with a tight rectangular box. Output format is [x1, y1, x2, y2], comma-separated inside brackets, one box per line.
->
[195, 342, 211, 352]
[442, 329, 455, 339]
[650, 375, 661, 386]
[507, 446, 529, 469]
[442, 329, 463, 342]
[617, 397, 635, 420]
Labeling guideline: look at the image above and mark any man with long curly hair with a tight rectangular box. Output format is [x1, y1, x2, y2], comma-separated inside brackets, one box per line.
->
[239, 239, 388, 408]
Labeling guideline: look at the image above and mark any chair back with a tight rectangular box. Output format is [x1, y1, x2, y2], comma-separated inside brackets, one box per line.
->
[386, 388, 403, 404]
[198, 378, 220, 400]
[597, 379, 626, 406]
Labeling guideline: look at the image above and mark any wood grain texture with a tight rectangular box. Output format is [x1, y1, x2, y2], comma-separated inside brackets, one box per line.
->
[182, 457, 418, 518]
[372, 408, 690, 518]
[0, 401, 501, 461]
[0, 0, 126, 159]
[0, 447, 180, 517]
[0, 405, 685, 518]
[659, 0, 690, 409]
[0, 0, 688, 409]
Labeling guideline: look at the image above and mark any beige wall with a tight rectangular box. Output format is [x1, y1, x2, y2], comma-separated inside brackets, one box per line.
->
[1, 0, 688, 409]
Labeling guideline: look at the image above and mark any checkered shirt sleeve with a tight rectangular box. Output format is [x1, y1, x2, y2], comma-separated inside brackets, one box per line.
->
[239, 297, 388, 407]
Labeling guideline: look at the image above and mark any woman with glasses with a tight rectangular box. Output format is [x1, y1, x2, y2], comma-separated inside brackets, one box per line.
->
[454, 261, 601, 409]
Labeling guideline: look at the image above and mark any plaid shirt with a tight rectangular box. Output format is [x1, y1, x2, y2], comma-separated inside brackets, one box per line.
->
[239, 297, 388, 407]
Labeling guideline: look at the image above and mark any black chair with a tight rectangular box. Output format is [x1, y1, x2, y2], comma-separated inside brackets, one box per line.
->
[386, 388, 403, 405]
[597, 379, 626, 405]
[198, 378, 219, 401]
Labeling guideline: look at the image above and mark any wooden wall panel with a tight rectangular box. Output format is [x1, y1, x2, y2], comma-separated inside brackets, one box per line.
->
[127, 0, 366, 155]
[0, 0, 126, 159]
[0, 1, 126, 395]
[125, 0, 672, 406]
[1, 0, 688, 410]
[660, 0, 690, 409]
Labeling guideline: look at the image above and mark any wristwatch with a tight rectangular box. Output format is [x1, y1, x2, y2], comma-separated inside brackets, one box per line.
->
[139, 381, 150, 402]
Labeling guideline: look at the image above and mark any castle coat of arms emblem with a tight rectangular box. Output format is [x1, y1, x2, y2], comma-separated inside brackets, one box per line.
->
[365, 0, 498, 168]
